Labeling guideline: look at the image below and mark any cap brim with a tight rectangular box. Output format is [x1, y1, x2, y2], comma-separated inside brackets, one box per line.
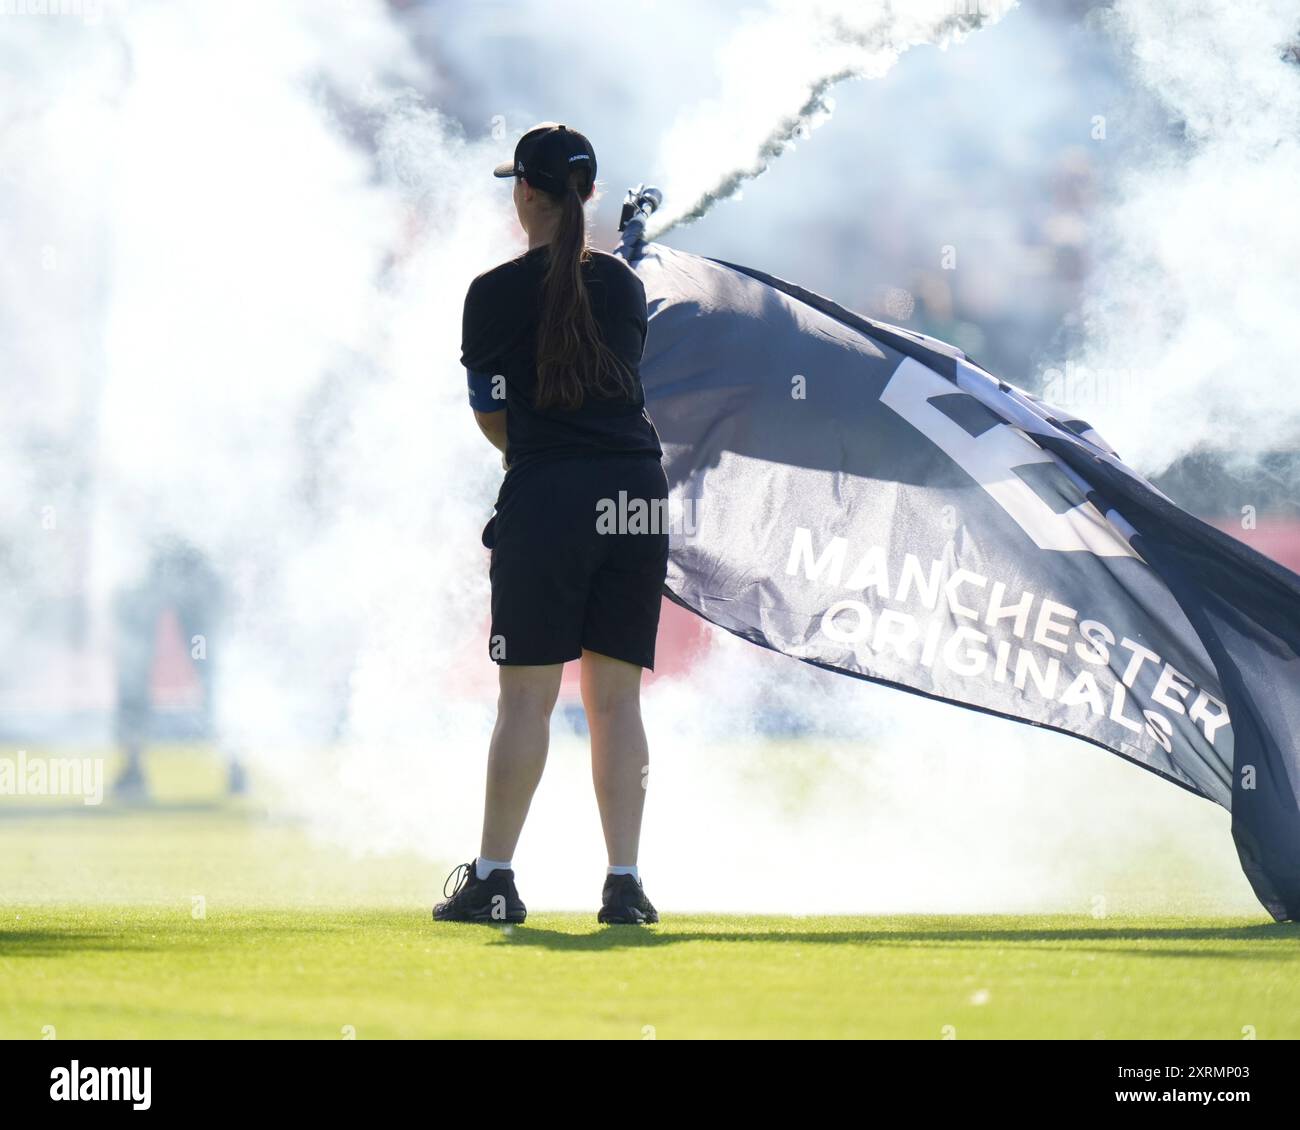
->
[492, 160, 516, 178]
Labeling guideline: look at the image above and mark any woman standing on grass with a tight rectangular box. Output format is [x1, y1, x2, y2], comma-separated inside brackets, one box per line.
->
[434, 123, 667, 926]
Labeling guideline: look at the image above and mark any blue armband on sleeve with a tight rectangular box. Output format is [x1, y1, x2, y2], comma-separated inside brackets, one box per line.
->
[467, 369, 506, 413]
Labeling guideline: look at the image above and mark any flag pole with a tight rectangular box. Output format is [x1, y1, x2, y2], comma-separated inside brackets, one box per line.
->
[618, 184, 663, 253]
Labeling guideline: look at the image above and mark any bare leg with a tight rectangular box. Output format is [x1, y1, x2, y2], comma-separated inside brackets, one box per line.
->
[580, 649, 649, 866]
[479, 663, 563, 861]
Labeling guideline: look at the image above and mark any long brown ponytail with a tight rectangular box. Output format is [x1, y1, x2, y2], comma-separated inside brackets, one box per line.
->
[534, 169, 636, 411]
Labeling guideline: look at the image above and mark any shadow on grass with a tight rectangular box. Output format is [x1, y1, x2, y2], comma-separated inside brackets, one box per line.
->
[0, 930, 171, 958]
[0, 919, 354, 959]
[480, 921, 1300, 956]
[0, 801, 234, 821]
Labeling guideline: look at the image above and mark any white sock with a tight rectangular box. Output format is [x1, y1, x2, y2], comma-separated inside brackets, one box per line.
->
[476, 857, 512, 880]
[607, 865, 639, 883]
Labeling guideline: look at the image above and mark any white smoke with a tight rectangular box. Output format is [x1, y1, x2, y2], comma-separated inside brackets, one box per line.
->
[647, 0, 1017, 236]
[2, 1, 519, 859]
[1069, 0, 1300, 475]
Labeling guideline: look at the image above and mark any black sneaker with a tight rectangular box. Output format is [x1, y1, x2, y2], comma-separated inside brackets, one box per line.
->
[433, 861, 526, 924]
[598, 873, 659, 925]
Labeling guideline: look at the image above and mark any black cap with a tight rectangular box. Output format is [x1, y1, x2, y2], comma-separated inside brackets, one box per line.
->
[493, 122, 597, 195]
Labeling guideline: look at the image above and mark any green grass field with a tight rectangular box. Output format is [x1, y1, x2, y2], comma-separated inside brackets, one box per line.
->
[2, 749, 1297, 1039]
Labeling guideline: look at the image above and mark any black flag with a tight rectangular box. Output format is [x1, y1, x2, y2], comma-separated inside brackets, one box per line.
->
[622, 239, 1300, 922]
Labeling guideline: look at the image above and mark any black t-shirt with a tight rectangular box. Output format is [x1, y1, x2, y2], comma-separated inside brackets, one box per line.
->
[460, 247, 662, 472]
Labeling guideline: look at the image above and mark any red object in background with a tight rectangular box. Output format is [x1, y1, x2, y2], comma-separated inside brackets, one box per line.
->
[1207, 516, 1300, 574]
[142, 580, 722, 712]
[446, 596, 714, 705]
[558, 597, 712, 699]
[149, 607, 204, 708]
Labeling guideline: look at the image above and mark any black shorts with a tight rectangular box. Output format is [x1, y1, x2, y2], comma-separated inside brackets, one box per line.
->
[483, 454, 670, 668]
